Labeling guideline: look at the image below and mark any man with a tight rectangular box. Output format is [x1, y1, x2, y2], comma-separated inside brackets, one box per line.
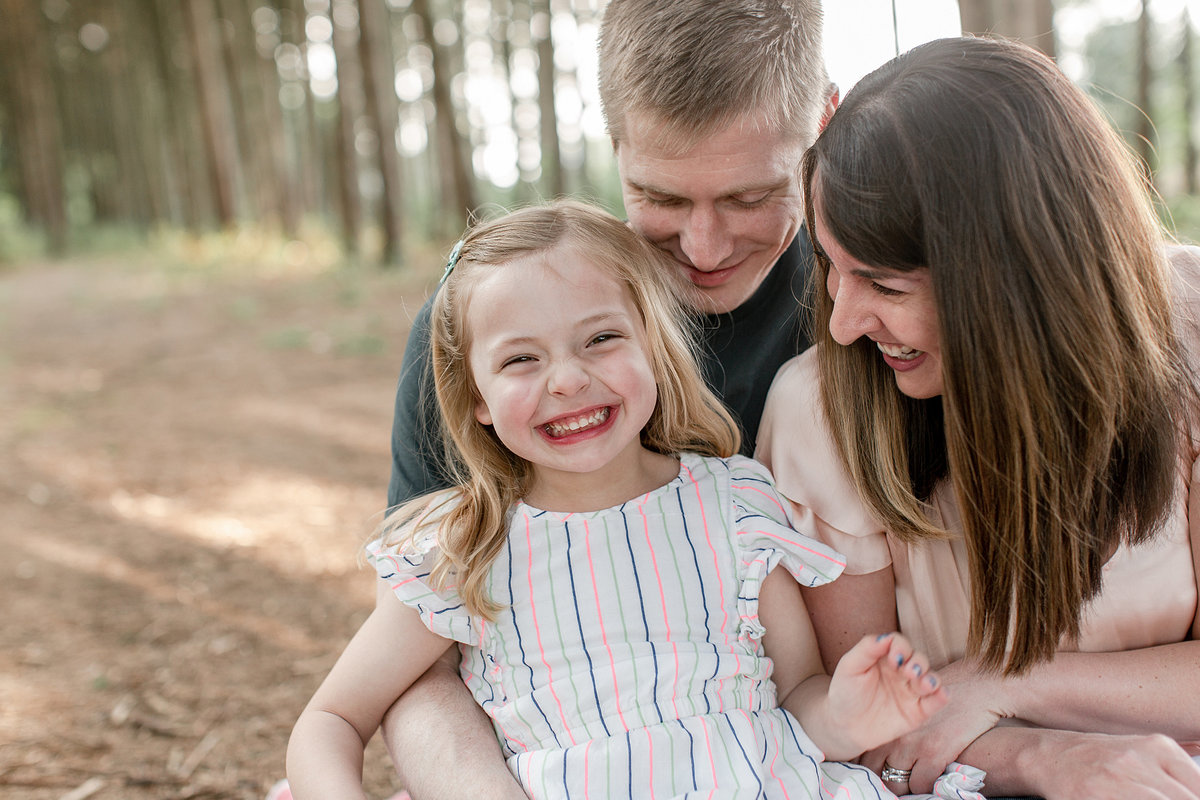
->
[381, 1, 836, 796]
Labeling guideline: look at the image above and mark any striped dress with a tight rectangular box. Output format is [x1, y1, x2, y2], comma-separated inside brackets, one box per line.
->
[370, 453, 895, 800]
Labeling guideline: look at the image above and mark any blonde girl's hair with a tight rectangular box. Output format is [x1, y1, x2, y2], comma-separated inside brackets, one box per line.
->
[598, 0, 829, 151]
[802, 36, 1192, 674]
[383, 200, 739, 618]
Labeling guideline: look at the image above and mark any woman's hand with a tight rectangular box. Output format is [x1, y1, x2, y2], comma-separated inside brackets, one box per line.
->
[1021, 731, 1200, 800]
[857, 658, 1013, 793]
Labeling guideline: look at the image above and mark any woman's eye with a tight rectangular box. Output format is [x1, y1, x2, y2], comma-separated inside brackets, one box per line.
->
[872, 283, 904, 297]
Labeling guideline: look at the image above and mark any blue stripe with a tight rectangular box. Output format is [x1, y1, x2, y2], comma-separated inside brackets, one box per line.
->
[721, 714, 764, 798]
[504, 527, 561, 748]
[674, 486, 717, 711]
[620, 503, 663, 724]
[565, 522, 611, 737]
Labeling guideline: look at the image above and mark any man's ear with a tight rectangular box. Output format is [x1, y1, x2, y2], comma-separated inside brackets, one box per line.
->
[819, 83, 840, 132]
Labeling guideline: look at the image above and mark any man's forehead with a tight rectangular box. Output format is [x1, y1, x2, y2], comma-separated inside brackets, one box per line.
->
[618, 139, 803, 201]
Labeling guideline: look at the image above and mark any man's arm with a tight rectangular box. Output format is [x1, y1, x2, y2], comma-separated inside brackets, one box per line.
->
[387, 296, 453, 509]
[380, 651, 528, 800]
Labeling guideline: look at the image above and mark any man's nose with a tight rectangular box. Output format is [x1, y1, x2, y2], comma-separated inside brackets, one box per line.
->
[678, 206, 735, 270]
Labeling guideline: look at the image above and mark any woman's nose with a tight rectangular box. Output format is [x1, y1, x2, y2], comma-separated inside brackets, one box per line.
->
[827, 279, 879, 346]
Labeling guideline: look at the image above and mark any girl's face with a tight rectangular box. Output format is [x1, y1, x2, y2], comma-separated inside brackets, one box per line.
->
[816, 210, 944, 399]
[467, 243, 661, 497]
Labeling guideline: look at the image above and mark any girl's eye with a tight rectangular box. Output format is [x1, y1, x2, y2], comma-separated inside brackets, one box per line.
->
[501, 355, 536, 368]
[589, 332, 622, 346]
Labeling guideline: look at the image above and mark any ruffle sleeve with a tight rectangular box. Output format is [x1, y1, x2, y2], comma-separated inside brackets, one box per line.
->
[755, 350, 894, 575]
[366, 513, 482, 647]
[727, 454, 846, 642]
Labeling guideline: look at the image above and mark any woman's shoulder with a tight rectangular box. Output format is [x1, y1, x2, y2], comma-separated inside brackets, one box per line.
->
[757, 348, 828, 475]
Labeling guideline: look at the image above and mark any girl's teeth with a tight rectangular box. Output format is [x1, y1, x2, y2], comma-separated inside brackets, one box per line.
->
[545, 407, 610, 437]
[877, 342, 922, 360]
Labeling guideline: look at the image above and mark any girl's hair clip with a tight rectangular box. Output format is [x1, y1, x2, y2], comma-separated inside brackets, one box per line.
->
[440, 238, 465, 284]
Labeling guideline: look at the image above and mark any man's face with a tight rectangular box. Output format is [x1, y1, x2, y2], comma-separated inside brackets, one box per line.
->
[616, 111, 808, 315]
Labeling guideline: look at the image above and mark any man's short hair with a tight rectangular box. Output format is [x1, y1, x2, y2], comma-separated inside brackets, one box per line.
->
[598, 0, 828, 149]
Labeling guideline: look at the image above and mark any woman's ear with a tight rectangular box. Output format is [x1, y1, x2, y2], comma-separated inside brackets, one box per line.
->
[819, 83, 840, 131]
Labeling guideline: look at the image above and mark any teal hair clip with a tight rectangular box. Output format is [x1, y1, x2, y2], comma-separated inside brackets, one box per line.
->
[440, 238, 465, 284]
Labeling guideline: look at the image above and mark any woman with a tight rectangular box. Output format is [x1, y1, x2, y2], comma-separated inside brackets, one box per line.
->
[757, 36, 1200, 800]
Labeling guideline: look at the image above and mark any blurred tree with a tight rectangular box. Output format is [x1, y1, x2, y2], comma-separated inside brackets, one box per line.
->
[331, 0, 364, 255]
[186, 0, 241, 226]
[1180, 8, 1197, 194]
[411, 0, 477, 234]
[958, 0, 1055, 57]
[0, 0, 67, 252]
[358, 0, 404, 264]
[533, 0, 563, 197]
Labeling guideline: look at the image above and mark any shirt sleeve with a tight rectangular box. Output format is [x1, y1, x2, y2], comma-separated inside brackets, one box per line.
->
[387, 293, 455, 509]
[367, 525, 482, 647]
[755, 351, 894, 575]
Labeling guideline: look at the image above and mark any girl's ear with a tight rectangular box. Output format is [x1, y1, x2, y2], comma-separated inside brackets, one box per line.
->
[475, 398, 493, 426]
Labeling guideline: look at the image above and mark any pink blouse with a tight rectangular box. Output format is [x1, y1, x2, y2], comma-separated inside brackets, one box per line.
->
[756, 251, 1200, 669]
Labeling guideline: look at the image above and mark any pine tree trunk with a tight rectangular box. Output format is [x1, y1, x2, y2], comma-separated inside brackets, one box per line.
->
[357, 0, 404, 264]
[0, 0, 68, 252]
[186, 0, 241, 226]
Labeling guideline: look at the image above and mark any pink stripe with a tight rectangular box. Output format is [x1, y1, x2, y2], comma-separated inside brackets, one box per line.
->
[747, 528, 847, 568]
[645, 727, 657, 800]
[584, 522, 632, 732]
[759, 709, 791, 800]
[681, 462, 736, 703]
[522, 511, 578, 745]
[732, 481, 790, 516]
[700, 716, 718, 788]
[638, 496, 682, 720]
[582, 739, 592, 800]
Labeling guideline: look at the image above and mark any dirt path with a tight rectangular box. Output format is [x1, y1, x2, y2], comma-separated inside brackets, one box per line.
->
[0, 254, 438, 799]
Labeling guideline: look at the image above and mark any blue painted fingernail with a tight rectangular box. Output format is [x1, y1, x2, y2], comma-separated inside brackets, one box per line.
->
[912, 663, 922, 676]
[896, 653, 905, 666]
[876, 633, 891, 641]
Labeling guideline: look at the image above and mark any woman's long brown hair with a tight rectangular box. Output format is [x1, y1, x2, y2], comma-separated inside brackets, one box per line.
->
[803, 36, 1192, 674]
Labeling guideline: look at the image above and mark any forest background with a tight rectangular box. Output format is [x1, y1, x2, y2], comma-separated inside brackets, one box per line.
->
[0, 1, 1193, 799]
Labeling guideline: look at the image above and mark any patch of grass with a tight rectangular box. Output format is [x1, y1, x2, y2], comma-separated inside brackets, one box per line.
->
[264, 326, 313, 350]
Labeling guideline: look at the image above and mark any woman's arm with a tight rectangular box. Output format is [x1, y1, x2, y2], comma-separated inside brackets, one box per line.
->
[955, 725, 1200, 800]
[379, 653, 529, 800]
[286, 579, 456, 800]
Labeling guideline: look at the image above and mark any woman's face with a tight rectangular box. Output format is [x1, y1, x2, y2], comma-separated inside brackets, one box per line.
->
[816, 210, 944, 399]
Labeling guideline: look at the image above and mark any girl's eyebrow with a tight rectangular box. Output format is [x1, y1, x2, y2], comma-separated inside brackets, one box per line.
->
[488, 311, 632, 348]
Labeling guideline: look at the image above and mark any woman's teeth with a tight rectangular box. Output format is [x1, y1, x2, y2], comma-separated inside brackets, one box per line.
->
[877, 342, 922, 361]
[544, 407, 610, 437]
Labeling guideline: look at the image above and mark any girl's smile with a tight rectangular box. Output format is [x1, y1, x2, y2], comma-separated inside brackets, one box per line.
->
[539, 405, 614, 440]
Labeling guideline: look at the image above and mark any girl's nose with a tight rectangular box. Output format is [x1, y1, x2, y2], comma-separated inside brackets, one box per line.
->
[547, 359, 590, 395]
